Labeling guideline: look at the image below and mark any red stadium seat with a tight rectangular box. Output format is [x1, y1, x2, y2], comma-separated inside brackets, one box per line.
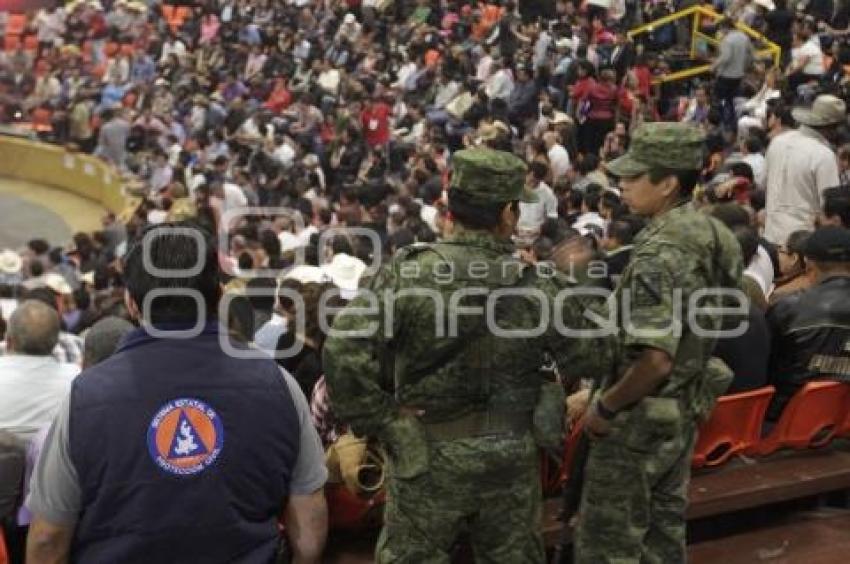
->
[3, 35, 21, 52]
[753, 381, 848, 456]
[0, 528, 8, 564]
[325, 483, 385, 531]
[692, 387, 774, 469]
[6, 13, 26, 36]
[839, 385, 850, 437]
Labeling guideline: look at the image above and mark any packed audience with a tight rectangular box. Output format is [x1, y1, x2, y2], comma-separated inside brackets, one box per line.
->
[1, 0, 850, 560]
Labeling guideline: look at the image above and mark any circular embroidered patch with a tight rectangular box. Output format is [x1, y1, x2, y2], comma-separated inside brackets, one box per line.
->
[147, 398, 224, 476]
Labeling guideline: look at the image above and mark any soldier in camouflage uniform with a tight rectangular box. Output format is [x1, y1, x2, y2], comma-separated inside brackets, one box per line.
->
[323, 147, 609, 563]
[574, 123, 744, 563]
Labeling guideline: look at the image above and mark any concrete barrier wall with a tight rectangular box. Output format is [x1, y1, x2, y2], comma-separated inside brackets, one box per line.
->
[0, 136, 126, 213]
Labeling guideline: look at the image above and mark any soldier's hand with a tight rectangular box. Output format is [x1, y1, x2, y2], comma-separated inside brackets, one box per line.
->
[565, 389, 591, 426]
[581, 402, 613, 439]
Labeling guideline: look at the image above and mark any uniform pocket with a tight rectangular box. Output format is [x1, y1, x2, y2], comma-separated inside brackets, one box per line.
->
[615, 397, 683, 454]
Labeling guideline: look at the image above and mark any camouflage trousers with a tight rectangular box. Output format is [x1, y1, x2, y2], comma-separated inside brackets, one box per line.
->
[376, 433, 545, 564]
[574, 414, 697, 564]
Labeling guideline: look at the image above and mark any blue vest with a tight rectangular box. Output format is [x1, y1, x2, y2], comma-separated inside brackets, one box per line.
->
[69, 322, 300, 563]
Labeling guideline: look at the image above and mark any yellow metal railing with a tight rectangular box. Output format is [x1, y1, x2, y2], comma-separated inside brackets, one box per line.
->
[628, 6, 781, 84]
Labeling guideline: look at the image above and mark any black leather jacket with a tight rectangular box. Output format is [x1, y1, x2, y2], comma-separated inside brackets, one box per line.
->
[766, 275, 850, 418]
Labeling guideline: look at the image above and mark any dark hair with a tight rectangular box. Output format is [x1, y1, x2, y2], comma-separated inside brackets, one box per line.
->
[246, 277, 277, 315]
[733, 225, 759, 265]
[710, 203, 751, 228]
[447, 188, 515, 230]
[583, 184, 603, 212]
[30, 261, 44, 278]
[608, 217, 639, 246]
[647, 168, 700, 199]
[122, 222, 221, 325]
[530, 161, 549, 181]
[28, 239, 49, 255]
[823, 185, 850, 227]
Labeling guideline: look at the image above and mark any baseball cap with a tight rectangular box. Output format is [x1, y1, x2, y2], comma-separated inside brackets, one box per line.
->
[802, 226, 850, 262]
[606, 123, 705, 178]
[450, 147, 537, 204]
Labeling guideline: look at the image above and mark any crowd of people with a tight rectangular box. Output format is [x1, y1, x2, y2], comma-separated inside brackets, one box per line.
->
[1, 0, 850, 562]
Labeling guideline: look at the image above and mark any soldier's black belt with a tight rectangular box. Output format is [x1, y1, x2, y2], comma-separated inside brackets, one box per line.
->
[421, 410, 532, 441]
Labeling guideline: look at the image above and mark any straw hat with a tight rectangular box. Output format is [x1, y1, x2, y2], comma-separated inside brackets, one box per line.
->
[792, 95, 847, 127]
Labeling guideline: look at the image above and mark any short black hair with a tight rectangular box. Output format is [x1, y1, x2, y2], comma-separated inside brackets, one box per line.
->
[733, 224, 759, 264]
[246, 277, 277, 314]
[122, 222, 221, 325]
[448, 188, 516, 230]
[710, 203, 751, 228]
[823, 185, 850, 227]
[647, 168, 700, 199]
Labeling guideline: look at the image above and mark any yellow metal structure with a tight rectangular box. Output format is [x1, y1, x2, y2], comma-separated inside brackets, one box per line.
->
[627, 6, 781, 84]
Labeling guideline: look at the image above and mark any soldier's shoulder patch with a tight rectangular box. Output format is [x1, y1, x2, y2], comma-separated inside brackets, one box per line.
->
[631, 271, 664, 307]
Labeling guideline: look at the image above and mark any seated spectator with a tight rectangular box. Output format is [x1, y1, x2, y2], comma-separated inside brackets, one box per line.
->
[766, 226, 850, 419]
[81, 316, 134, 369]
[714, 225, 770, 393]
[0, 300, 78, 444]
[26, 223, 327, 563]
[770, 230, 813, 303]
[602, 215, 645, 288]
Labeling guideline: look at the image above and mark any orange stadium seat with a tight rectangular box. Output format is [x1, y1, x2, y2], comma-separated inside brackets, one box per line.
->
[5, 13, 26, 36]
[753, 381, 848, 456]
[0, 529, 8, 564]
[692, 387, 774, 469]
[3, 35, 21, 52]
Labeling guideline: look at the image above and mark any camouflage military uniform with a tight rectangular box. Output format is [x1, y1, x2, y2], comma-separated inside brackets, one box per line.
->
[323, 148, 610, 563]
[574, 124, 744, 563]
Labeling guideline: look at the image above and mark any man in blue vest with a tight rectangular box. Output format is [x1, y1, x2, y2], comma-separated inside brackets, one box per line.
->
[26, 223, 328, 563]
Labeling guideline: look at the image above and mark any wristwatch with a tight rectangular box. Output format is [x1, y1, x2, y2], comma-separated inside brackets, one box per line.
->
[594, 398, 618, 421]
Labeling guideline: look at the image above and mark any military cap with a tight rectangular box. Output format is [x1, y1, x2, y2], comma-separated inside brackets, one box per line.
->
[606, 122, 705, 178]
[450, 147, 537, 203]
[802, 226, 850, 262]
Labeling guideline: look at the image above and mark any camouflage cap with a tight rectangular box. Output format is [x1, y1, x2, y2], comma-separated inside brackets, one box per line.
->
[451, 147, 537, 204]
[606, 123, 705, 178]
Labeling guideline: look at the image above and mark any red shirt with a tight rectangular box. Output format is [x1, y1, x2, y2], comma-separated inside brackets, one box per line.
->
[361, 102, 391, 147]
[265, 85, 292, 114]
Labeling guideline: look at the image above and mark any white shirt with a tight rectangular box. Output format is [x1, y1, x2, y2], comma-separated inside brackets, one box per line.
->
[518, 182, 559, 230]
[795, 38, 824, 76]
[745, 245, 775, 297]
[222, 182, 248, 213]
[485, 69, 514, 101]
[0, 354, 77, 444]
[273, 143, 296, 168]
[764, 127, 840, 244]
[548, 143, 572, 180]
[741, 153, 766, 190]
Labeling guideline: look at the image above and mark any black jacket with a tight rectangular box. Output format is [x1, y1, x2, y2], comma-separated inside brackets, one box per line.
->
[766, 275, 850, 418]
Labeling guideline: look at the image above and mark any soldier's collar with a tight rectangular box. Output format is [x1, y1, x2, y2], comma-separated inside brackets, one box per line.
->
[639, 201, 692, 242]
[443, 231, 515, 256]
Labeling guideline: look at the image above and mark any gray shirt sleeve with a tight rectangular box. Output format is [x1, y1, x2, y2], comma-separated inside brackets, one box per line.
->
[25, 394, 82, 526]
[279, 368, 328, 495]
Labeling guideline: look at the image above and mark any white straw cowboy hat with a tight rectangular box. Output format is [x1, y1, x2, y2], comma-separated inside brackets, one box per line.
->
[0, 250, 22, 275]
[322, 253, 367, 299]
[792, 95, 847, 128]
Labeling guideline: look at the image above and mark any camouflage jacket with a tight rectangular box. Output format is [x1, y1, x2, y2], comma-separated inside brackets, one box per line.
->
[323, 230, 614, 437]
[610, 203, 744, 413]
